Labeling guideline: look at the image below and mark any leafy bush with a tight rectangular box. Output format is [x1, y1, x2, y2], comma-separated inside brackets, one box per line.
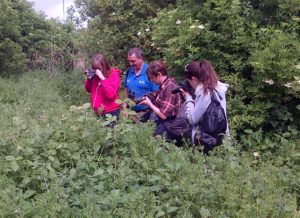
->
[149, 0, 300, 139]
[0, 0, 79, 76]
[73, 0, 175, 67]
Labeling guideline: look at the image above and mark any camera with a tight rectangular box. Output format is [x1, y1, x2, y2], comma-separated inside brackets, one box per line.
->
[171, 81, 191, 94]
[134, 96, 147, 104]
[87, 69, 96, 80]
[128, 91, 136, 101]
[128, 91, 149, 104]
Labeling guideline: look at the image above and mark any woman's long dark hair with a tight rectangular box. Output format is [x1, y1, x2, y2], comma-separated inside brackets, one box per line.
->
[184, 60, 219, 94]
[92, 53, 111, 77]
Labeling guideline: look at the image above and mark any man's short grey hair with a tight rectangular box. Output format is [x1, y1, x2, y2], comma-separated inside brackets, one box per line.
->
[128, 48, 144, 59]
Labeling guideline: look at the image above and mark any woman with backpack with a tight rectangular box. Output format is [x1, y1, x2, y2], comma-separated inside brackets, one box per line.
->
[181, 60, 229, 154]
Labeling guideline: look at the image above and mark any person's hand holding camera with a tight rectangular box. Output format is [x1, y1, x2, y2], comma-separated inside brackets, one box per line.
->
[138, 96, 152, 106]
[180, 88, 191, 98]
[95, 69, 105, 80]
[84, 69, 96, 80]
[139, 96, 167, 120]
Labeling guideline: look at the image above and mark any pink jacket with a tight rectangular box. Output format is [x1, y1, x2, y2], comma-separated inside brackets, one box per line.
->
[85, 68, 121, 114]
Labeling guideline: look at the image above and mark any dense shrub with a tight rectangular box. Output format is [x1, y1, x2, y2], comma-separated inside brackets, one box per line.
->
[149, 0, 300, 139]
[0, 0, 79, 76]
[73, 0, 175, 67]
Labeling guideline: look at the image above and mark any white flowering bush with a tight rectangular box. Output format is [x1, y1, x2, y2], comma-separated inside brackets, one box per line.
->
[249, 31, 300, 131]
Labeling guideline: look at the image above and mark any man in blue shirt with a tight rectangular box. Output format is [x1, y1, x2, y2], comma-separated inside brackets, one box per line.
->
[124, 48, 159, 112]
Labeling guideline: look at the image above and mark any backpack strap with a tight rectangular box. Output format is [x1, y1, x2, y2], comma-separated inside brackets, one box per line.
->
[211, 89, 223, 101]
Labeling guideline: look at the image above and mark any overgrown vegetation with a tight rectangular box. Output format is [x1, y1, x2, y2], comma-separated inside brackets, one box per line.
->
[0, 0, 79, 76]
[0, 72, 298, 216]
[0, 0, 299, 216]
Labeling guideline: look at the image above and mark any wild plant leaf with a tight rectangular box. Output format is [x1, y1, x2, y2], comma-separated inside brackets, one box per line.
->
[5, 155, 15, 161]
[149, 175, 161, 182]
[15, 156, 23, 161]
[47, 149, 57, 156]
[102, 121, 111, 126]
[81, 102, 91, 110]
[166, 206, 178, 213]
[200, 207, 211, 218]
[156, 211, 165, 217]
[148, 185, 162, 192]
[48, 156, 55, 161]
[23, 190, 36, 199]
[11, 160, 20, 172]
[93, 168, 104, 177]
[82, 129, 90, 138]
[244, 129, 253, 134]
[21, 177, 31, 186]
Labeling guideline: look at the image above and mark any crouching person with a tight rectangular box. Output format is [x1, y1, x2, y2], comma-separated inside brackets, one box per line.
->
[181, 60, 229, 154]
[138, 60, 182, 144]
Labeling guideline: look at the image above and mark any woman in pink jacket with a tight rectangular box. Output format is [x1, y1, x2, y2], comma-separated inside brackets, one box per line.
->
[84, 53, 121, 118]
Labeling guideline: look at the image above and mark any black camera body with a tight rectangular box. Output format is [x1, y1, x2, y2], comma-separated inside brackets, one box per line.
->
[128, 91, 148, 104]
[134, 96, 147, 104]
[87, 69, 96, 80]
[128, 91, 136, 101]
[171, 81, 191, 94]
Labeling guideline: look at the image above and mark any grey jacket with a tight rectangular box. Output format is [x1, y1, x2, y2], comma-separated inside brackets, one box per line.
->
[185, 81, 229, 144]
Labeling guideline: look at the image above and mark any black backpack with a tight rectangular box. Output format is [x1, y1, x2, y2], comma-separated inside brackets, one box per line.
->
[194, 90, 227, 154]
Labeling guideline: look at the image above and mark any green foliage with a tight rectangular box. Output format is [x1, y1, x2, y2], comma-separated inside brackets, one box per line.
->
[73, 0, 172, 67]
[0, 38, 26, 76]
[55, 70, 89, 106]
[249, 31, 300, 131]
[1, 1, 300, 214]
[0, 71, 298, 217]
[0, 0, 79, 76]
[149, 0, 300, 137]
[0, 0, 26, 75]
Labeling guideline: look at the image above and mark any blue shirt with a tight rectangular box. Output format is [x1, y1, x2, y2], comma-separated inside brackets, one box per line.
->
[124, 63, 159, 111]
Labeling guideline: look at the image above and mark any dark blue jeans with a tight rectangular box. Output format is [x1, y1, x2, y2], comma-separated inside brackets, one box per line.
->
[103, 109, 120, 118]
[98, 109, 120, 127]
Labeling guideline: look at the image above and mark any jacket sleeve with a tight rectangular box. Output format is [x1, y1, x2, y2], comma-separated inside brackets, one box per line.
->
[185, 93, 211, 126]
[85, 79, 92, 93]
[101, 73, 121, 99]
